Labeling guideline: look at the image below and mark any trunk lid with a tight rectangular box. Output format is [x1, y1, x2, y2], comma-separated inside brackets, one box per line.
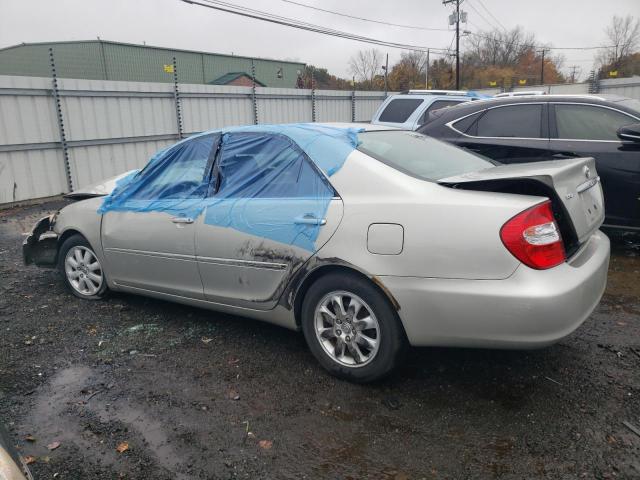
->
[439, 157, 604, 246]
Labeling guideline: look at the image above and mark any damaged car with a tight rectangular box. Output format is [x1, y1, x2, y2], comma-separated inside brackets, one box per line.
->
[24, 123, 610, 382]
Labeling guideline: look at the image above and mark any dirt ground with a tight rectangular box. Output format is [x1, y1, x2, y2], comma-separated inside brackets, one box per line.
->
[1, 201, 639, 480]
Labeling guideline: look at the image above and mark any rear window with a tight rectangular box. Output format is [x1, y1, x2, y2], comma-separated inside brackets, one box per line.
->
[378, 98, 423, 123]
[357, 130, 492, 181]
[418, 100, 465, 126]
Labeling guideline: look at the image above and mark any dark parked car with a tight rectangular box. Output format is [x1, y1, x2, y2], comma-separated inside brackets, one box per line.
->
[419, 94, 640, 230]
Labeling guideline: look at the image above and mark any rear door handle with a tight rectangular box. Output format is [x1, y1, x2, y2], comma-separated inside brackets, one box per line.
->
[171, 217, 194, 224]
[294, 215, 326, 225]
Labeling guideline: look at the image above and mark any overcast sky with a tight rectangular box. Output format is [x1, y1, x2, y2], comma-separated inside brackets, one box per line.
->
[1, 0, 638, 81]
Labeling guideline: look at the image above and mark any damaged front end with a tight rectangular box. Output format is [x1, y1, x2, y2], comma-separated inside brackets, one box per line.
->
[22, 214, 59, 267]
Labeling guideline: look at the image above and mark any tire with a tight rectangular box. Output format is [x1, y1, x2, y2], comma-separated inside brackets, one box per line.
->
[57, 234, 108, 300]
[301, 272, 407, 383]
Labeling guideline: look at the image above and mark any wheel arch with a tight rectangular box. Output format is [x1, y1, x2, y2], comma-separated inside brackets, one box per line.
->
[293, 264, 402, 328]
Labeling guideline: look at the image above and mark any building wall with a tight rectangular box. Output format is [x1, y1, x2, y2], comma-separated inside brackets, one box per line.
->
[0, 41, 304, 88]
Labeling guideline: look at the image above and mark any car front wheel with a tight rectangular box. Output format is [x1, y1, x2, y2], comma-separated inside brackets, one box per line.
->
[58, 234, 108, 300]
[301, 272, 407, 382]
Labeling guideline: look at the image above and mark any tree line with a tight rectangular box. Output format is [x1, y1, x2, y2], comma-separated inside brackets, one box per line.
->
[298, 15, 639, 91]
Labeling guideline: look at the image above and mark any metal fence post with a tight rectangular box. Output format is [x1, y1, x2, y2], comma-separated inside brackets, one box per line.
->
[351, 83, 356, 123]
[49, 47, 73, 192]
[311, 67, 316, 122]
[172, 57, 184, 139]
[251, 60, 259, 125]
[588, 70, 600, 94]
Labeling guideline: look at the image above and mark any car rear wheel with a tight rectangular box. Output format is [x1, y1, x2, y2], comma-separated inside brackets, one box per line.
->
[58, 234, 108, 300]
[301, 272, 407, 382]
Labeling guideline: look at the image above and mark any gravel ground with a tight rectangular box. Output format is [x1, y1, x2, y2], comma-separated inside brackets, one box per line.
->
[1, 201, 639, 480]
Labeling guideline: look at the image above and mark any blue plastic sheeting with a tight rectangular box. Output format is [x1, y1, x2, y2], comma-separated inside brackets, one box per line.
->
[227, 124, 362, 176]
[97, 134, 216, 217]
[205, 131, 335, 250]
[97, 124, 361, 251]
[466, 90, 492, 99]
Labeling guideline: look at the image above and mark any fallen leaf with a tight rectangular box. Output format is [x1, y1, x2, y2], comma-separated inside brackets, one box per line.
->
[24, 434, 36, 442]
[116, 441, 129, 453]
[201, 337, 213, 344]
[228, 390, 240, 401]
[47, 441, 60, 450]
[258, 440, 273, 450]
[24, 455, 36, 464]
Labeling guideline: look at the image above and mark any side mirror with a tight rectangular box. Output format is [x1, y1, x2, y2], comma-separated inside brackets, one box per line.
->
[617, 123, 640, 142]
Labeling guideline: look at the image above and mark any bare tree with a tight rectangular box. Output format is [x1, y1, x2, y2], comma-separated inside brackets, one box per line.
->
[598, 15, 640, 65]
[463, 26, 537, 67]
[348, 49, 383, 84]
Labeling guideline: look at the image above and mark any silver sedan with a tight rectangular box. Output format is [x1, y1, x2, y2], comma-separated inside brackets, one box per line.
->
[24, 123, 610, 382]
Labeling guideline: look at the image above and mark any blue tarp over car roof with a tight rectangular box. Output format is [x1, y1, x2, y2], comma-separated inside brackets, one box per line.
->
[97, 123, 363, 251]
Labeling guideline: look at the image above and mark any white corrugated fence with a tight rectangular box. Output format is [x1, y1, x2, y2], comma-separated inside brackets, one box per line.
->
[0, 75, 386, 205]
[2, 74, 640, 205]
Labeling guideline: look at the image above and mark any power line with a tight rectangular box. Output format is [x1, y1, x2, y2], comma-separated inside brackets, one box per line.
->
[180, 0, 451, 53]
[466, 29, 615, 51]
[472, 0, 507, 31]
[465, 1, 500, 32]
[281, 0, 451, 32]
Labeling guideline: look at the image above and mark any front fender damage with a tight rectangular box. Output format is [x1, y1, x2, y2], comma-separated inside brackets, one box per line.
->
[22, 215, 59, 267]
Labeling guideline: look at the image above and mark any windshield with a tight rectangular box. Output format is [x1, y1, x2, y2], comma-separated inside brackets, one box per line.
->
[357, 130, 493, 181]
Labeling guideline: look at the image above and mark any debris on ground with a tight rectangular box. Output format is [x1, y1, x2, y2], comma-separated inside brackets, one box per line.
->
[258, 440, 273, 450]
[622, 421, 640, 438]
[116, 442, 129, 453]
[382, 396, 401, 410]
[46, 441, 60, 451]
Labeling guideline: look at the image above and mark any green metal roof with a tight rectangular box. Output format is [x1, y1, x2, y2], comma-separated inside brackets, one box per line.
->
[209, 72, 266, 86]
[0, 40, 305, 88]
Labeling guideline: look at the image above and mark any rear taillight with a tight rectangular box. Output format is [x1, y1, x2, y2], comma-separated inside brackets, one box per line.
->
[500, 200, 566, 270]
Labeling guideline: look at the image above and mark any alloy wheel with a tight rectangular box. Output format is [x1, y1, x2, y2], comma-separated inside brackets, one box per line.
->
[64, 246, 103, 296]
[314, 290, 381, 368]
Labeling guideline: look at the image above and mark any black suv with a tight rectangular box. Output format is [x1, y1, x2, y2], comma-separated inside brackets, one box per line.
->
[418, 94, 640, 230]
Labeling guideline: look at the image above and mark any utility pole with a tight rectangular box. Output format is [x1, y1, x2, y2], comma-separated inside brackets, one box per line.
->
[383, 53, 388, 95]
[443, 0, 464, 90]
[425, 48, 430, 89]
[539, 49, 547, 85]
[569, 65, 579, 83]
[455, 0, 460, 89]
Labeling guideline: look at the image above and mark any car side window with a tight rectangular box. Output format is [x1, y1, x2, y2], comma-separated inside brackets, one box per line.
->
[214, 133, 334, 198]
[553, 104, 637, 141]
[418, 100, 465, 126]
[127, 134, 217, 200]
[476, 104, 543, 138]
[452, 111, 482, 135]
[378, 98, 424, 123]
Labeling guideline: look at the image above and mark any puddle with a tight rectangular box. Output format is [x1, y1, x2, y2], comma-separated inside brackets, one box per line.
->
[21, 365, 189, 479]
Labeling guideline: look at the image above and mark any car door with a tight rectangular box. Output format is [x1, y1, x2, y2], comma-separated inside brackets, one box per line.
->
[101, 134, 219, 298]
[195, 132, 343, 310]
[549, 102, 640, 229]
[450, 103, 551, 163]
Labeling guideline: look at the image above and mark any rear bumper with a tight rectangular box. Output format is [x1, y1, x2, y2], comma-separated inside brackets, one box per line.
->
[382, 230, 610, 348]
[22, 215, 58, 267]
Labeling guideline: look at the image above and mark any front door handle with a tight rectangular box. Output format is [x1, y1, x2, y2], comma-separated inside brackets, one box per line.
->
[294, 215, 327, 226]
[171, 217, 194, 224]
